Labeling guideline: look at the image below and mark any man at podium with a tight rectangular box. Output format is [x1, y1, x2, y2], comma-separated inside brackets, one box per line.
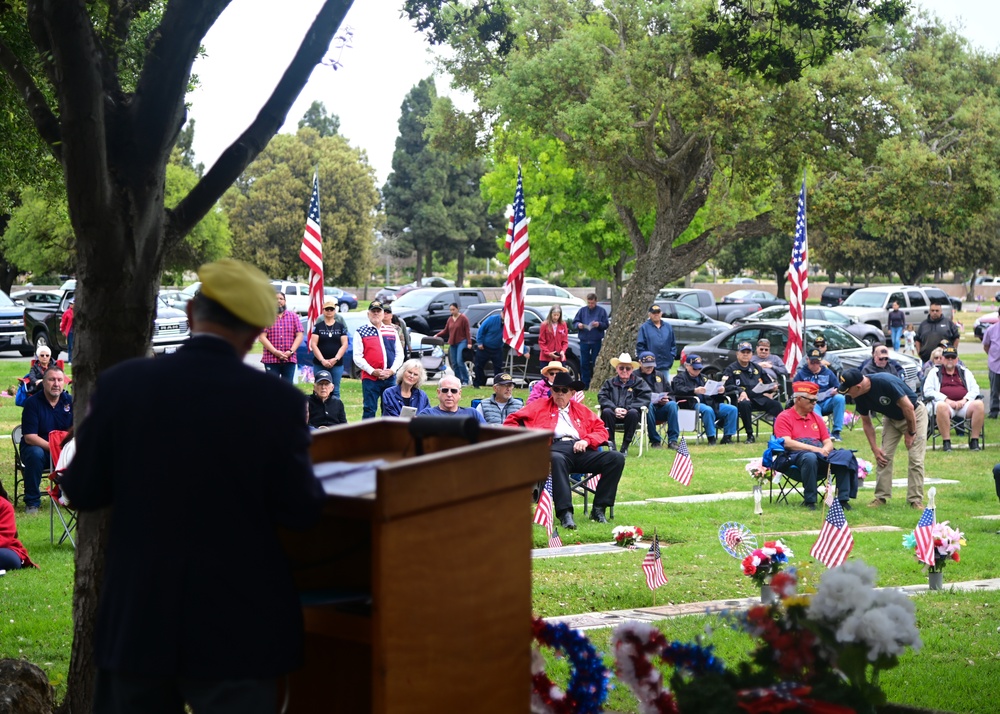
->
[505, 372, 625, 529]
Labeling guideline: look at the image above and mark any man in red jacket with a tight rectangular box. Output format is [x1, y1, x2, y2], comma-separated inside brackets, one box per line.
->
[505, 372, 625, 528]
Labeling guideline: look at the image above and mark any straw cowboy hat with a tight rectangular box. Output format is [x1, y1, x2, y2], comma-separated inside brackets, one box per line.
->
[540, 361, 569, 377]
[609, 352, 641, 369]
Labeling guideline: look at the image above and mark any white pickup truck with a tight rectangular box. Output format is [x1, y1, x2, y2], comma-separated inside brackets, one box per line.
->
[830, 285, 955, 340]
[270, 280, 311, 315]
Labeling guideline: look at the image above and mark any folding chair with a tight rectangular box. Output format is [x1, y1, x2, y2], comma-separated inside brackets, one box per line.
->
[11, 425, 53, 509]
[46, 430, 76, 547]
[925, 396, 987, 450]
[768, 469, 805, 505]
[750, 375, 788, 440]
[598, 405, 647, 457]
[569, 471, 615, 520]
[675, 397, 724, 443]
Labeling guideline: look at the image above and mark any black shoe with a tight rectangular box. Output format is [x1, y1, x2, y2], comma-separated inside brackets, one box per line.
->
[744, 434, 756, 444]
[840, 500, 852, 511]
[707, 436, 718, 446]
[942, 440, 952, 452]
[667, 441, 679, 450]
[559, 512, 577, 530]
[989, 412, 999, 420]
[590, 507, 608, 524]
[649, 441, 663, 449]
[719, 435, 732, 445]
[802, 502, 817, 511]
[970, 438, 981, 451]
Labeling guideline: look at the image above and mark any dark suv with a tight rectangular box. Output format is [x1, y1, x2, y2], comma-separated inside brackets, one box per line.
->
[820, 286, 859, 306]
[462, 303, 583, 382]
[390, 288, 486, 334]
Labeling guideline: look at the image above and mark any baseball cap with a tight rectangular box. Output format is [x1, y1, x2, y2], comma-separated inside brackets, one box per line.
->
[813, 336, 827, 346]
[368, 300, 384, 311]
[686, 354, 704, 369]
[942, 346, 958, 358]
[808, 348, 822, 362]
[838, 368, 864, 394]
[323, 299, 337, 309]
[638, 351, 657, 367]
[649, 305, 662, 313]
[494, 373, 514, 385]
[315, 370, 333, 384]
[737, 341, 753, 352]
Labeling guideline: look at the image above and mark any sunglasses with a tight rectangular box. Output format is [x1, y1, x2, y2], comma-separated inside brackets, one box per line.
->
[617, 365, 633, 371]
[796, 395, 818, 403]
[324, 307, 336, 312]
[550, 387, 572, 394]
[944, 355, 958, 359]
[439, 387, 460, 394]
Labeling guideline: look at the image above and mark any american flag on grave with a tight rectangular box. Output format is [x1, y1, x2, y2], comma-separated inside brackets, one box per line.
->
[667, 437, 693, 486]
[641, 533, 668, 591]
[299, 171, 324, 337]
[784, 176, 808, 373]
[533, 476, 554, 535]
[914, 504, 937, 567]
[810, 499, 854, 568]
[548, 527, 563, 549]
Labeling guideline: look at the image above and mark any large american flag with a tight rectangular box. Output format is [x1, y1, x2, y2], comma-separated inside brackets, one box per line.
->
[810, 499, 854, 568]
[299, 172, 324, 335]
[642, 533, 668, 590]
[784, 177, 808, 372]
[533, 476, 554, 536]
[914, 505, 937, 567]
[668, 437, 693, 486]
[502, 166, 530, 355]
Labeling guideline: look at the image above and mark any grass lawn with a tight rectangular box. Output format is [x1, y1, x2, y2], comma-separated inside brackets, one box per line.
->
[1, 313, 999, 710]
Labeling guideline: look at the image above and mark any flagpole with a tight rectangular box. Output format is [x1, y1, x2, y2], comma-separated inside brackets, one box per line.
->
[801, 167, 807, 342]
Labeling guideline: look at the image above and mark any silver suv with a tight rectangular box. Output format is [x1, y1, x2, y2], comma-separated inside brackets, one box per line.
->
[831, 286, 954, 340]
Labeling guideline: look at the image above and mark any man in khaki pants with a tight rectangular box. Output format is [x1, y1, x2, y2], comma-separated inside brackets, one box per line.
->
[839, 368, 927, 509]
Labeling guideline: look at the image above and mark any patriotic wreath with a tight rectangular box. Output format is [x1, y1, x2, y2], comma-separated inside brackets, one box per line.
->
[530, 617, 608, 714]
[611, 623, 725, 714]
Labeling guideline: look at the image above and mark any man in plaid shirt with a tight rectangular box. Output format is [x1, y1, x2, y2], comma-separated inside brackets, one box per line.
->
[260, 292, 304, 382]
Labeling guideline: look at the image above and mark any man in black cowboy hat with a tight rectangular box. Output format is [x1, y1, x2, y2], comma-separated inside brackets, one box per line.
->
[505, 372, 626, 528]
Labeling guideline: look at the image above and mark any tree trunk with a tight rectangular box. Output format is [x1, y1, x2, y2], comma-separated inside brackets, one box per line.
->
[774, 270, 788, 300]
[456, 247, 465, 287]
[414, 246, 424, 283]
[424, 251, 433, 279]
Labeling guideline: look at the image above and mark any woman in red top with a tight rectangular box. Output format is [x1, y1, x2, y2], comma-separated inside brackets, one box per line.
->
[539, 305, 569, 364]
[0, 484, 36, 570]
[435, 302, 472, 386]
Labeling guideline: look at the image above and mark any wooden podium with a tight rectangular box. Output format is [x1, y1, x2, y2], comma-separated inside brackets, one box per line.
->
[278, 419, 552, 713]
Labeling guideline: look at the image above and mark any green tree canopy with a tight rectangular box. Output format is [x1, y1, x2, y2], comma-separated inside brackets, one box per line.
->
[298, 100, 341, 137]
[225, 127, 379, 286]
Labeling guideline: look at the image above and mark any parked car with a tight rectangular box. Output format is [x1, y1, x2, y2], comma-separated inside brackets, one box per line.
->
[390, 287, 486, 334]
[819, 285, 860, 306]
[323, 286, 358, 312]
[338, 312, 446, 380]
[722, 289, 788, 309]
[461, 303, 583, 382]
[375, 277, 455, 305]
[11, 289, 62, 308]
[159, 289, 192, 311]
[656, 288, 763, 323]
[0, 290, 29, 355]
[523, 284, 586, 308]
[270, 280, 311, 315]
[597, 299, 732, 354]
[24, 285, 189, 355]
[726, 277, 758, 284]
[680, 321, 921, 390]
[375, 285, 403, 304]
[974, 311, 999, 341]
[830, 285, 955, 339]
[734, 305, 885, 346]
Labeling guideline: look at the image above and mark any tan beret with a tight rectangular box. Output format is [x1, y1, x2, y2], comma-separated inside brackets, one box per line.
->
[197, 259, 277, 328]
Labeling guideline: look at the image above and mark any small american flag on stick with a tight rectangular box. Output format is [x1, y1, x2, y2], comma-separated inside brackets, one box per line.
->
[667, 437, 693, 486]
[533, 476, 554, 536]
[810, 499, 854, 568]
[641, 533, 668, 591]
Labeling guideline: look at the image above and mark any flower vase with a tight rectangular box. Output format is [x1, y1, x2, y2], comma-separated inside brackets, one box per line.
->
[760, 584, 776, 604]
[928, 571, 943, 590]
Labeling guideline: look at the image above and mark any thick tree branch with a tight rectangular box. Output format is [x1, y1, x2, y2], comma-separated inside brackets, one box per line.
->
[613, 200, 648, 257]
[672, 211, 775, 274]
[0, 37, 62, 159]
[41, 0, 108, 209]
[133, 0, 231, 161]
[167, 0, 355, 245]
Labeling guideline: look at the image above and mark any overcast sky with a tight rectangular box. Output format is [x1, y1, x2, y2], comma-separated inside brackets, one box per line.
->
[187, 1, 1000, 189]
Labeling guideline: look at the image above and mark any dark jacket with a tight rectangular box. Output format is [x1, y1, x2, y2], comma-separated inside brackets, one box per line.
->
[598, 375, 652, 412]
[307, 392, 347, 428]
[671, 368, 726, 414]
[380, 384, 431, 417]
[723, 360, 776, 406]
[861, 357, 904, 379]
[62, 336, 324, 679]
[574, 304, 609, 344]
